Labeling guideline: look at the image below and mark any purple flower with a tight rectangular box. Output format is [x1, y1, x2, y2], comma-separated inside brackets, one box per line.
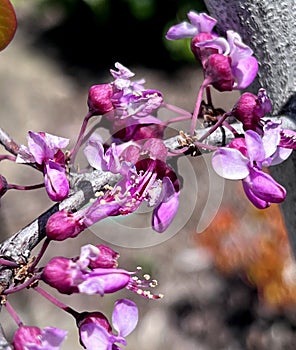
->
[196, 31, 258, 90]
[166, 12, 258, 91]
[232, 89, 272, 130]
[212, 130, 288, 208]
[42, 244, 162, 299]
[12, 325, 67, 350]
[166, 11, 217, 40]
[16, 131, 70, 201]
[78, 299, 138, 350]
[83, 138, 179, 233]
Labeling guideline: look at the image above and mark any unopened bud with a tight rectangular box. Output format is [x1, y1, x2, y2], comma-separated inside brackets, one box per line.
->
[46, 210, 85, 241]
[42, 256, 78, 294]
[87, 84, 114, 115]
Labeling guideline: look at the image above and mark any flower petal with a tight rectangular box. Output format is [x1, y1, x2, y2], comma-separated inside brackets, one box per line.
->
[212, 148, 249, 180]
[152, 194, 179, 233]
[112, 299, 139, 337]
[242, 178, 270, 209]
[84, 134, 108, 171]
[245, 130, 265, 163]
[80, 323, 112, 350]
[166, 22, 198, 40]
[232, 57, 258, 89]
[247, 167, 286, 203]
[44, 161, 69, 201]
[40, 327, 68, 349]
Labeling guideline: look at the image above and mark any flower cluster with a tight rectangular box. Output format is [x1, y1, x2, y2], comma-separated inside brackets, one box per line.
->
[2, 6, 296, 350]
[166, 11, 258, 91]
[42, 244, 162, 299]
[16, 131, 70, 201]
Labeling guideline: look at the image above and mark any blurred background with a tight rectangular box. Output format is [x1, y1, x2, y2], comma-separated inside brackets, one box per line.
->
[1, 1, 296, 349]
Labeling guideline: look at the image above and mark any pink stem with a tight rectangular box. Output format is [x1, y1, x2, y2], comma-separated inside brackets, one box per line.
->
[0, 258, 18, 267]
[0, 154, 16, 162]
[4, 300, 23, 326]
[162, 103, 192, 117]
[198, 112, 231, 142]
[190, 78, 211, 136]
[34, 286, 79, 318]
[69, 111, 95, 164]
[8, 183, 44, 191]
[29, 238, 51, 272]
[4, 274, 41, 295]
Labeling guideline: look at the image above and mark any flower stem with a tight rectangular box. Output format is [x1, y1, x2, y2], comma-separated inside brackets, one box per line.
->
[190, 78, 211, 136]
[198, 112, 231, 142]
[29, 238, 51, 272]
[0, 154, 16, 162]
[0, 258, 18, 267]
[34, 286, 79, 318]
[8, 183, 44, 191]
[69, 111, 95, 165]
[4, 300, 23, 327]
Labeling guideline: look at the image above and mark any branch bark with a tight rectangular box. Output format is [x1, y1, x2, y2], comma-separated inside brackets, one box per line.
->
[204, 0, 296, 256]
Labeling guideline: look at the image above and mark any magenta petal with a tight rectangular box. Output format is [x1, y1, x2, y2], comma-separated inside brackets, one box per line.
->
[112, 299, 139, 337]
[242, 178, 270, 209]
[212, 148, 249, 180]
[84, 135, 108, 171]
[28, 131, 51, 164]
[44, 161, 69, 201]
[244, 130, 265, 163]
[78, 276, 105, 295]
[233, 57, 258, 89]
[152, 191, 179, 233]
[90, 268, 131, 294]
[166, 22, 198, 40]
[187, 11, 217, 32]
[40, 327, 68, 349]
[80, 323, 112, 350]
[247, 168, 286, 203]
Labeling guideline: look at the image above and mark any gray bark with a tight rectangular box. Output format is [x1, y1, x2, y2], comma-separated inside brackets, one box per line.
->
[204, 0, 296, 256]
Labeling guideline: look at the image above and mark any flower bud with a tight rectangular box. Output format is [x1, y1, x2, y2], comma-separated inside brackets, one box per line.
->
[87, 84, 114, 115]
[232, 92, 261, 131]
[88, 244, 120, 269]
[77, 311, 112, 334]
[205, 53, 234, 91]
[41, 257, 79, 294]
[13, 326, 42, 350]
[46, 210, 85, 241]
[191, 32, 217, 65]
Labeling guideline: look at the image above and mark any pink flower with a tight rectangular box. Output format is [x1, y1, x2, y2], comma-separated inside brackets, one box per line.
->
[16, 131, 69, 201]
[12, 325, 67, 350]
[78, 299, 138, 350]
[42, 244, 162, 299]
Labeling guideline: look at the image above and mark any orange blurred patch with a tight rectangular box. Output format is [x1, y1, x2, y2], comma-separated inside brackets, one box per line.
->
[195, 183, 296, 308]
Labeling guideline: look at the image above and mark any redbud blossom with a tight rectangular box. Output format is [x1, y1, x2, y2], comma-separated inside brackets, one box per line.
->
[46, 210, 85, 241]
[232, 89, 272, 130]
[12, 325, 67, 350]
[77, 299, 138, 350]
[42, 244, 163, 299]
[212, 130, 288, 208]
[16, 131, 69, 201]
[87, 83, 114, 115]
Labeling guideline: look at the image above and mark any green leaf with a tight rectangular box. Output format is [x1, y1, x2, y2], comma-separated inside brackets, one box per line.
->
[0, 0, 17, 52]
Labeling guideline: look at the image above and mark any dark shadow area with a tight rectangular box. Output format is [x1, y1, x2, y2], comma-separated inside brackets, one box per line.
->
[20, 0, 206, 83]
